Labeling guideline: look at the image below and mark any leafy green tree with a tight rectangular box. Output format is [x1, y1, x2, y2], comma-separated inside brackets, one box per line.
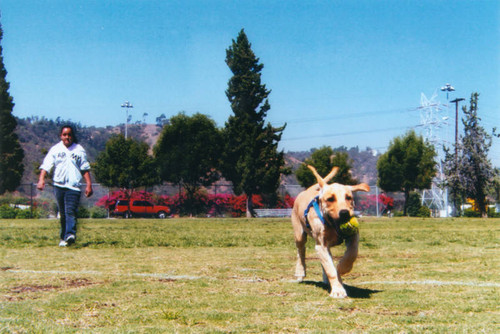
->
[492, 168, 500, 204]
[455, 93, 495, 217]
[0, 23, 24, 194]
[155, 114, 169, 127]
[222, 29, 286, 217]
[154, 112, 222, 216]
[296, 146, 357, 188]
[94, 134, 159, 191]
[406, 192, 423, 217]
[377, 130, 436, 215]
[442, 146, 466, 216]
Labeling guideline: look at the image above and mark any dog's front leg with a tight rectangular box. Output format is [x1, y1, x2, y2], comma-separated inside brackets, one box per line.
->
[337, 233, 359, 277]
[315, 244, 347, 298]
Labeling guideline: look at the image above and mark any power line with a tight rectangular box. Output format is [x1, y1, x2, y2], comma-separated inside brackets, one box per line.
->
[271, 106, 418, 125]
[281, 125, 415, 142]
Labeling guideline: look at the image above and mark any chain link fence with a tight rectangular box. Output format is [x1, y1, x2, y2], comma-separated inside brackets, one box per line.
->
[3, 182, 403, 218]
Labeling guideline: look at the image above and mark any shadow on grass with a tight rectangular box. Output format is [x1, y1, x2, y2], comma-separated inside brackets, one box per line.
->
[301, 281, 381, 299]
[344, 284, 382, 299]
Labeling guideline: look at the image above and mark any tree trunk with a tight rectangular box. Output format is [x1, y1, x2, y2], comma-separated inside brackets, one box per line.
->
[477, 189, 488, 218]
[403, 190, 410, 216]
[246, 194, 255, 218]
[185, 185, 200, 218]
[479, 198, 488, 218]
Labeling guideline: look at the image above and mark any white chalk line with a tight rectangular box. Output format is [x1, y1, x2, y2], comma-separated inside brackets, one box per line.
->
[3, 269, 499, 288]
[357, 280, 500, 288]
[4, 269, 202, 281]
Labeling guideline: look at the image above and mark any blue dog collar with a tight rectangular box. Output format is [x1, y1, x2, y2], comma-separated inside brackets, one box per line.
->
[304, 195, 345, 242]
[304, 196, 326, 229]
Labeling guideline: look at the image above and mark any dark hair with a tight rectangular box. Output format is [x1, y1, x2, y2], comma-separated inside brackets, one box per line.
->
[59, 124, 78, 143]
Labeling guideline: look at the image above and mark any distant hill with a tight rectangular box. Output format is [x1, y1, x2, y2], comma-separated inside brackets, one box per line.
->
[15, 117, 159, 187]
[285, 147, 379, 186]
[15, 117, 379, 190]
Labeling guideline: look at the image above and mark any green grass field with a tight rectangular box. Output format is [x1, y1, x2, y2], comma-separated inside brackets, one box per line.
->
[0, 217, 498, 333]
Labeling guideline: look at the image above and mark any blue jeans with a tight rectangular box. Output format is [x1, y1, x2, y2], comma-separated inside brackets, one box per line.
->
[54, 186, 81, 241]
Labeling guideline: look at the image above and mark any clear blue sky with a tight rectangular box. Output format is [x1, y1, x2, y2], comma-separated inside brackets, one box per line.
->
[2, 0, 499, 166]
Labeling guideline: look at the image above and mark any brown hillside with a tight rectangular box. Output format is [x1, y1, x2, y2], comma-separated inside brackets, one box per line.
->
[15, 118, 379, 192]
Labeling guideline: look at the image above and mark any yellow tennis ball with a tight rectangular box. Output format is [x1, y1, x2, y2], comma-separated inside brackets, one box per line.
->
[339, 217, 359, 236]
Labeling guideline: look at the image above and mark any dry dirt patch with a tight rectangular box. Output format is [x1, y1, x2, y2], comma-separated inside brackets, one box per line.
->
[5, 277, 98, 301]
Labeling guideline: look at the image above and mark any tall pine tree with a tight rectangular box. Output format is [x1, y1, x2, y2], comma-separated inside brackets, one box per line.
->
[453, 93, 495, 217]
[0, 22, 24, 194]
[223, 29, 286, 217]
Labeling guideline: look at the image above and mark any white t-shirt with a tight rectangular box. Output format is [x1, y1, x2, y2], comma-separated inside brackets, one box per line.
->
[40, 141, 91, 191]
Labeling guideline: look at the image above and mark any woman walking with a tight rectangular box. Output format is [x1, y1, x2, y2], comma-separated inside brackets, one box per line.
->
[37, 125, 93, 246]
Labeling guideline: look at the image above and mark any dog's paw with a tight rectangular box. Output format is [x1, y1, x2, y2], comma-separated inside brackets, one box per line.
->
[329, 286, 348, 298]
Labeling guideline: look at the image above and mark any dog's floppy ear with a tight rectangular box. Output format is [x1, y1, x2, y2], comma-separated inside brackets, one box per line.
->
[307, 165, 338, 187]
[349, 183, 371, 192]
[323, 167, 339, 184]
[307, 165, 324, 187]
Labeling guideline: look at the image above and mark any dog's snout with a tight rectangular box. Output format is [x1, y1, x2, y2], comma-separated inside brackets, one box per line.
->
[339, 210, 350, 222]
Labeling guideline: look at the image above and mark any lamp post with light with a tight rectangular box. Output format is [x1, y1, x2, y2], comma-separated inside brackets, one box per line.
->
[440, 84, 465, 217]
[121, 101, 133, 139]
[440, 83, 455, 100]
[450, 98, 465, 162]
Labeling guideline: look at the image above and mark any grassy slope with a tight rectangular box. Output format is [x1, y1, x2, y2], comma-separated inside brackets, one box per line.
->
[0, 217, 498, 333]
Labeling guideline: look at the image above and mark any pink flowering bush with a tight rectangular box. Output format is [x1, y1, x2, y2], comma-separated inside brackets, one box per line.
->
[358, 193, 394, 216]
[275, 194, 295, 209]
[97, 190, 296, 217]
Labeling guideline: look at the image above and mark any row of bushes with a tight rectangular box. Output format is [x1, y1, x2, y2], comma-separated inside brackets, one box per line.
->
[0, 204, 108, 219]
[463, 207, 500, 218]
[0, 194, 56, 219]
[97, 190, 295, 217]
[0, 205, 49, 219]
[1, 191, 497, 219]
[77, 206, 109, 219]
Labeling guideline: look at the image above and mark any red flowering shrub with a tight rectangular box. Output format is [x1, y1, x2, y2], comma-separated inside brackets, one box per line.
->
[96, 190, 295, 217]
[168, 191, 211, 216]
[225, 194, 264, 217]
[207, 194, 233, 217]
[358, 193, 394, 216]
[96, 190, 156, 210]
[275, 194, 295, 208]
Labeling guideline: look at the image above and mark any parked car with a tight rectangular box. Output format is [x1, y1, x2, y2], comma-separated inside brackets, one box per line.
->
[113, 199, 170, 218]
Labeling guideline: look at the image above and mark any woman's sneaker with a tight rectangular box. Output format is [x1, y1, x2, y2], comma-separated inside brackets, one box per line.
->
[59, 240, 68, 247]
[65, 235, 76, 245]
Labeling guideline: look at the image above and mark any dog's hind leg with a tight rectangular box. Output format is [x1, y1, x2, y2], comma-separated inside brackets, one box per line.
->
[292, 214, 307, 281]
[295, 233, 307, 281]
[337, 233, 359, 277]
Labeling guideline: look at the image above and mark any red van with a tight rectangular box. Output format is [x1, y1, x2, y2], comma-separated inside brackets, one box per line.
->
[113, 199, 170, 218]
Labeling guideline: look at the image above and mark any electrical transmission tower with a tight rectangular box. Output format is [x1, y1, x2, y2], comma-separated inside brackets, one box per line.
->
[417, 91, 450, 217]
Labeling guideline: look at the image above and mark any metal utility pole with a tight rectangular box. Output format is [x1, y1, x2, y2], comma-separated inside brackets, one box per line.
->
[419, 92, 448, 217]
[121, 101, 133, 139]
[449, 97, 465, 217]
[450, 98, 465, 161]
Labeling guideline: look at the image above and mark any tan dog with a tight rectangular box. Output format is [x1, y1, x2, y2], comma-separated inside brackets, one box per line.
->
[291, 165, 370, 298]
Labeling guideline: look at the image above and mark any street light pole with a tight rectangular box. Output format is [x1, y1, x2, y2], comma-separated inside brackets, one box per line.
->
[450, 98, 465, 161]
[438, 83, 457, 218]
[449, 97, 465, 217]
[440, 83, 455, 100]
[121, 101, 133, 139]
